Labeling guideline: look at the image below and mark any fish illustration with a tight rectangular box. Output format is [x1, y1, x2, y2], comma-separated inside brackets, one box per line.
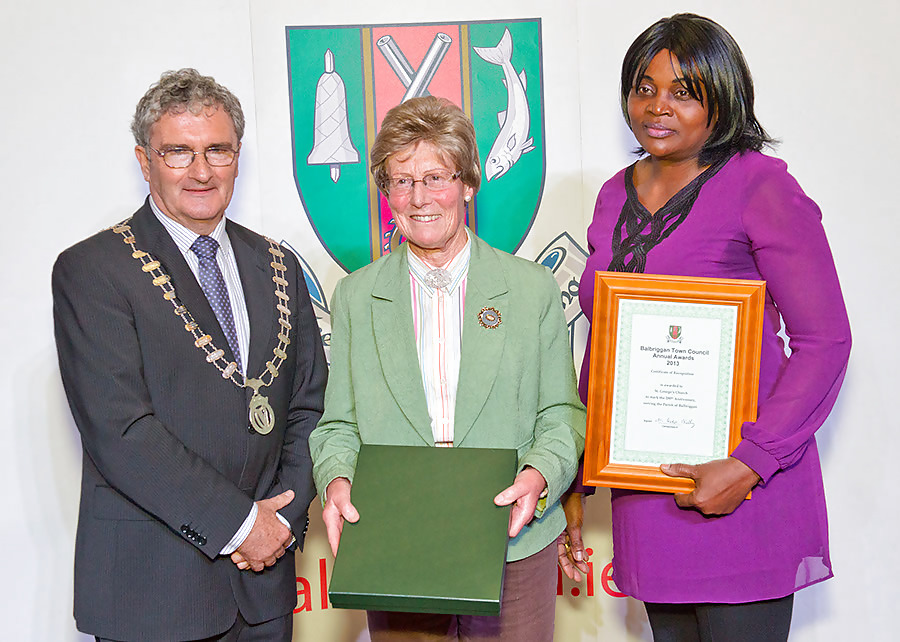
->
[473, 28, 534, 181]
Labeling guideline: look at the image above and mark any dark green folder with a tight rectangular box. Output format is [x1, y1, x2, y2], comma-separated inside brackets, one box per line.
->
[328, 444, 518, 616]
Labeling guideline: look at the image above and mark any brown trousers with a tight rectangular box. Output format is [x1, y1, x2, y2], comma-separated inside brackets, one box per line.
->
[367, 540, 558, 642]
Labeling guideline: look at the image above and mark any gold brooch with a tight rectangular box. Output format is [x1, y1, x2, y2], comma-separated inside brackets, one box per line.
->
[478, 306, 502, 329]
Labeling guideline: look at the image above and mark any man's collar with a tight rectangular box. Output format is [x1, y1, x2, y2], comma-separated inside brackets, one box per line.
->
[149, 195, 227, 255]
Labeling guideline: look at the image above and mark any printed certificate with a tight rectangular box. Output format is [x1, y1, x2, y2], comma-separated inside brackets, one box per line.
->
[583, 273, 765, 494]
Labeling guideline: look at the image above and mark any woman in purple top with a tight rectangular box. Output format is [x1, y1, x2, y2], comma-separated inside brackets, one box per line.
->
[573, 13, 851, 641]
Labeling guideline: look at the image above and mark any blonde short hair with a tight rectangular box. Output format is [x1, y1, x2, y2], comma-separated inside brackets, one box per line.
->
[370, 96, 481, 194]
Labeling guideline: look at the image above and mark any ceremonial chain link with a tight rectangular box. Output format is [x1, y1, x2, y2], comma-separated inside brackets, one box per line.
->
[110, 219, 292, 391]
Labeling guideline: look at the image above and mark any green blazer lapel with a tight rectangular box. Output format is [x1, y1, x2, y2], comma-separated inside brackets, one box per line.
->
[229, 224, 274, 378]
[371, 249, 433, 445]
[454, 235, 509, 446]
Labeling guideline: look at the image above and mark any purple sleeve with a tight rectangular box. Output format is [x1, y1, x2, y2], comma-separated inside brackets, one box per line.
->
[569, 188, 610, 496]
[730, 163, 851, 483]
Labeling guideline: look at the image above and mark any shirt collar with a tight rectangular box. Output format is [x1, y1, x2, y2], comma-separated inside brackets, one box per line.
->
[407, 229, 471, 294]
[149, 195, 228, 256]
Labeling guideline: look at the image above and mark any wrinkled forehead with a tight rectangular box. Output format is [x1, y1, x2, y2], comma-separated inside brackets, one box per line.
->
[388, 139, 455, 174]
[149, 102, 237, 142]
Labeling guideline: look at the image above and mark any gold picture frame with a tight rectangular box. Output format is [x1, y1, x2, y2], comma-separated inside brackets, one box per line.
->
[583, 272, 766, 494]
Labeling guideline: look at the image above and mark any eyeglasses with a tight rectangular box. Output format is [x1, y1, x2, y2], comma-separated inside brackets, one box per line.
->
[147, 145, 239, 169]
[383, 170, 461, 196]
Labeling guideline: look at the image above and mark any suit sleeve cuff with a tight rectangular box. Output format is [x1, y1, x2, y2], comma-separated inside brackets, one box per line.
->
[219, 503, 258, 555]
[275, 511, 297, 549]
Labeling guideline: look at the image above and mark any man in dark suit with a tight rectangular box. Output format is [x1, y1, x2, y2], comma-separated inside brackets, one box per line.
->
[52, 68, 327, 641]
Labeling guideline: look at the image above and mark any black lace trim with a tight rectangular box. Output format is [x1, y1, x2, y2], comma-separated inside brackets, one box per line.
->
[607, 156, 731, 273]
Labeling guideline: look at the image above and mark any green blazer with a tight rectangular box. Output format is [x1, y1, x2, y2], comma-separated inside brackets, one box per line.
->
[310, 232, 585, 561]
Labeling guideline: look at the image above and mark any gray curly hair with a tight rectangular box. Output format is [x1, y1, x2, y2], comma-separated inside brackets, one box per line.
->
[131, 68, 245, 148]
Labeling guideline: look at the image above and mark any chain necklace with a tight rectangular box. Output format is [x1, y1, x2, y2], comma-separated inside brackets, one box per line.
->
[111, 219, 292, 435]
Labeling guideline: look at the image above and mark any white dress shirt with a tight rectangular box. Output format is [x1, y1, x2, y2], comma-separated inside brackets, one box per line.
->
[150, 197, 250, 373]
[150, 198, 287, 555]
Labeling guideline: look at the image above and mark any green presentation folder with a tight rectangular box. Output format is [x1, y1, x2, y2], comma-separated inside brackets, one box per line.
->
[328, 444, 518, 616]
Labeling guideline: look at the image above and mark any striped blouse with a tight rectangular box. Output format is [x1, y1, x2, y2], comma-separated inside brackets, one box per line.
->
[407, 234, 471, 447]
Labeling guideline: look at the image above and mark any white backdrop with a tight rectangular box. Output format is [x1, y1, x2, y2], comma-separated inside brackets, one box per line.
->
[1, 1, 896, 640]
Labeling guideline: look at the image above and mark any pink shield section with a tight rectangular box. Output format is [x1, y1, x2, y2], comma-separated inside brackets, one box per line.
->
[370, 24, 464, 250]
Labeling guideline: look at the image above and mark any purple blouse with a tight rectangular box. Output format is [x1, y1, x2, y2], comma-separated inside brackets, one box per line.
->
[579, 152, 851, 603]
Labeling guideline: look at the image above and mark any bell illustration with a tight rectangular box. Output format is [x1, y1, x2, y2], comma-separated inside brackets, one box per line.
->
[307, 49, 360, 182]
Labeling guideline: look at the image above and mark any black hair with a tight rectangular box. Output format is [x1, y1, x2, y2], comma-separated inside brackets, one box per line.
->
[621, 13, 775, 164]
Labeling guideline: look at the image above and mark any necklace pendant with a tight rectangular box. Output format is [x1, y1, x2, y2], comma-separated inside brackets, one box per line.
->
[246, 378, 275, 435]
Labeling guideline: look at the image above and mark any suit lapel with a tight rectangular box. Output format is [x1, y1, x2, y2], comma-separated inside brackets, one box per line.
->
[228, 224, 273, 379]
[454, 235, 509, 446]
[371, 249, 433, 445]
[130, 205, 234, 363]
[130, 203, 244, 368]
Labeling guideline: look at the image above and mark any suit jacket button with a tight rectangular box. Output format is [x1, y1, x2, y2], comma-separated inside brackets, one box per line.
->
[180, 525, 189, 534]
[198, 536, 207, 546]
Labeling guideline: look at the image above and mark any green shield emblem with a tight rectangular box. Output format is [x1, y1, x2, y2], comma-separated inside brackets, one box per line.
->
[287, 19, 546, 272]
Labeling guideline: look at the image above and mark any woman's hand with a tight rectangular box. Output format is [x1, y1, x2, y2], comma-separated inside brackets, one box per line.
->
[322, 477, 359, 557]
[557, 492, 590, 581]
[494, 467, 547, 538]
[661, 457, 760, 516]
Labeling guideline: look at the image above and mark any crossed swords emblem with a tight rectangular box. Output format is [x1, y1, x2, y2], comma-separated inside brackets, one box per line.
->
[377, 33, 454, 252]
[376, 32, 452, 102]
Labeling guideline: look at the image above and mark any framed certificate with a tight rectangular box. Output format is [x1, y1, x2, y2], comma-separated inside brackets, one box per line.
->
[583, 272, 765, 493]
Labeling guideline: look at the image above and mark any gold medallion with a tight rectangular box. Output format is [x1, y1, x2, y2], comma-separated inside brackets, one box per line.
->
[113, 220, 291, 438]
[247, 378, 275, 435]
